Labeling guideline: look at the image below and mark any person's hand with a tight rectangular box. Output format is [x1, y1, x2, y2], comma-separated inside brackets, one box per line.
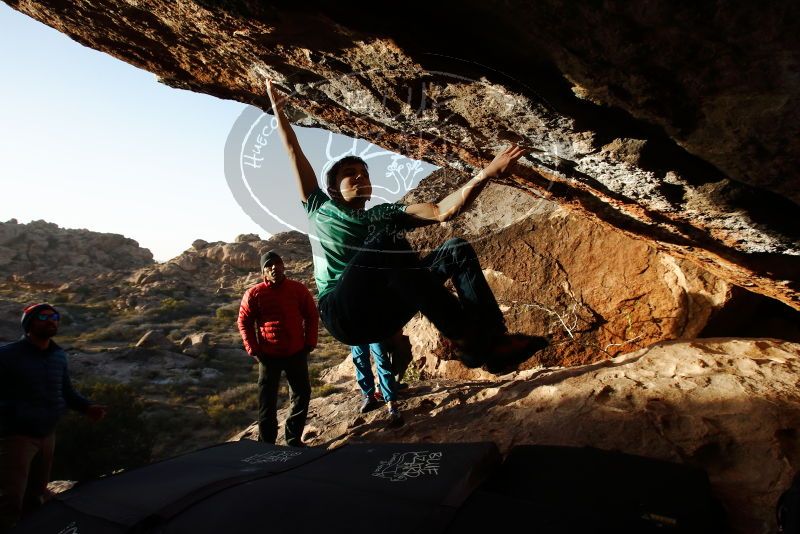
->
[86, 404, 107, 422]
[266, 79, 287, 114]
[481, 144, 528, 180]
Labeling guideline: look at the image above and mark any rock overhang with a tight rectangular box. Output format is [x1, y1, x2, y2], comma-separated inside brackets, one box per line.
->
[5, 0, 799, 308]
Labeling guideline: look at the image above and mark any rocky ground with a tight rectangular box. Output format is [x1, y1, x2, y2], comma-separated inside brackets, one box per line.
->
[237, 338, 800, 534]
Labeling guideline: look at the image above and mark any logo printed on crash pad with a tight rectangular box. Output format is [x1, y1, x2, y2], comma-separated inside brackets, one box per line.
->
[241, 450, 303, 464]
[57, 522, 78, 534]
[372, 451, 443, 482]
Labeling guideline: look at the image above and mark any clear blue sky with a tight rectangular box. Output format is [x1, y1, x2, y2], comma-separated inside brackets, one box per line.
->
[0, 4, 436, 262]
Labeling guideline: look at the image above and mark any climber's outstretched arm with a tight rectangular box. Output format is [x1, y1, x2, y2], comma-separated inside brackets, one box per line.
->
[266, 80, 318, 202]
[404, 145, 527, 225]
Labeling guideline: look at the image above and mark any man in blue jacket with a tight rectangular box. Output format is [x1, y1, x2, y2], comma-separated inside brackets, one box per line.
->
[0, 303, 106, 532]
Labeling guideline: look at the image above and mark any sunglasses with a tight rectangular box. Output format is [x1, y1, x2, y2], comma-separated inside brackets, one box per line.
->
[35, 312, 60, 321]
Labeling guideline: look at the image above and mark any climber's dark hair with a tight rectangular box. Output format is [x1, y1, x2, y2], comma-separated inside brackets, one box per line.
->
[325, 156, 368, 197]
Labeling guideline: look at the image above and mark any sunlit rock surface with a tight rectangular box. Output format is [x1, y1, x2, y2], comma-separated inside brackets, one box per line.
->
[0, 219, 153, 283]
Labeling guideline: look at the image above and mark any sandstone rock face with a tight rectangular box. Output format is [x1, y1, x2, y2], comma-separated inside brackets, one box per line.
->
[237, 338, 800, 534]
[6, 1, 798, 309]
[194, 242, 259, 271]
[127, 230, 314, 302]
[0, 219, 153, 284]
[402, 170, 732, 370]
[0, 228, 318, 353]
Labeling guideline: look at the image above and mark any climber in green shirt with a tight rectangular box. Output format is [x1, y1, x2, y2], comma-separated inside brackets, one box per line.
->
[266, 80, 547, 374]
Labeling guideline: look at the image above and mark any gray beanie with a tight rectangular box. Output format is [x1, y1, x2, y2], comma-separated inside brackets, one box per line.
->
[260, 250, 282, 269]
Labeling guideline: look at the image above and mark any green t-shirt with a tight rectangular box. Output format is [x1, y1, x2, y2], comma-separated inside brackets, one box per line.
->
[303, 188, 408, 298]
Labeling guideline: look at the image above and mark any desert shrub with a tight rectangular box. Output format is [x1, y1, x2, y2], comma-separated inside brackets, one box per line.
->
[208, 383, 258, 409]
[312, 384, 340, 397]
[49, 293, 69, 305]
[139, 405, 211, 459]
[161, 297, 187, 313]
[145, 298, 205, 322]
[74, 286, 91, 298]
[52, 382, 154, 480]
[308, 364, 341, 398]
[185, 315, 213, 330]
[150, 286, 174, 297]
[401, 361, 422, 384]
[79, 323, 138, 343]
[215, 303, 239, 323]
[206, 383, 258, 427]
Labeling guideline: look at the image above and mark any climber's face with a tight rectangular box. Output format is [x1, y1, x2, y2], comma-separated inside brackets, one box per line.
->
[335, 161, 372, 207]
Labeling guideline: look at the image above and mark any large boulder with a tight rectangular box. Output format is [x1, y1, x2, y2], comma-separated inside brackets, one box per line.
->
[180, 332, 211, 356]
[403, 172, 732, 369]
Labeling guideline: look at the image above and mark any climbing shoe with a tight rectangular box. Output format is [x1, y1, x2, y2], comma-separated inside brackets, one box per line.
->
[386, 409, 405, 428]
[359, 396, 382, 414]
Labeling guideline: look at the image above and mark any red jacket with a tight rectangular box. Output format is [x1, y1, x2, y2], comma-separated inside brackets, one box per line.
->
[237, 279, 318, 359]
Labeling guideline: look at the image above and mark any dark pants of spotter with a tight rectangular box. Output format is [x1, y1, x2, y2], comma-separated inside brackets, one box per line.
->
[319, 234, 505, 347]
[0, 434, 55, 532]
[257, 350, 311, 447]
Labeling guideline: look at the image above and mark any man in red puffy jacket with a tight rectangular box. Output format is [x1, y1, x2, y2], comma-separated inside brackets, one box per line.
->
[237, 250, 318, 447]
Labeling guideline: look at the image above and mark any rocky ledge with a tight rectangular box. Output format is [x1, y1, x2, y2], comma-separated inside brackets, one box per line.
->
[236, 338, 800, 534]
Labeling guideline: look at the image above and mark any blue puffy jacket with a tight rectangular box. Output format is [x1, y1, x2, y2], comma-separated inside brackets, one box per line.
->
[0, 337, 90, 437]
